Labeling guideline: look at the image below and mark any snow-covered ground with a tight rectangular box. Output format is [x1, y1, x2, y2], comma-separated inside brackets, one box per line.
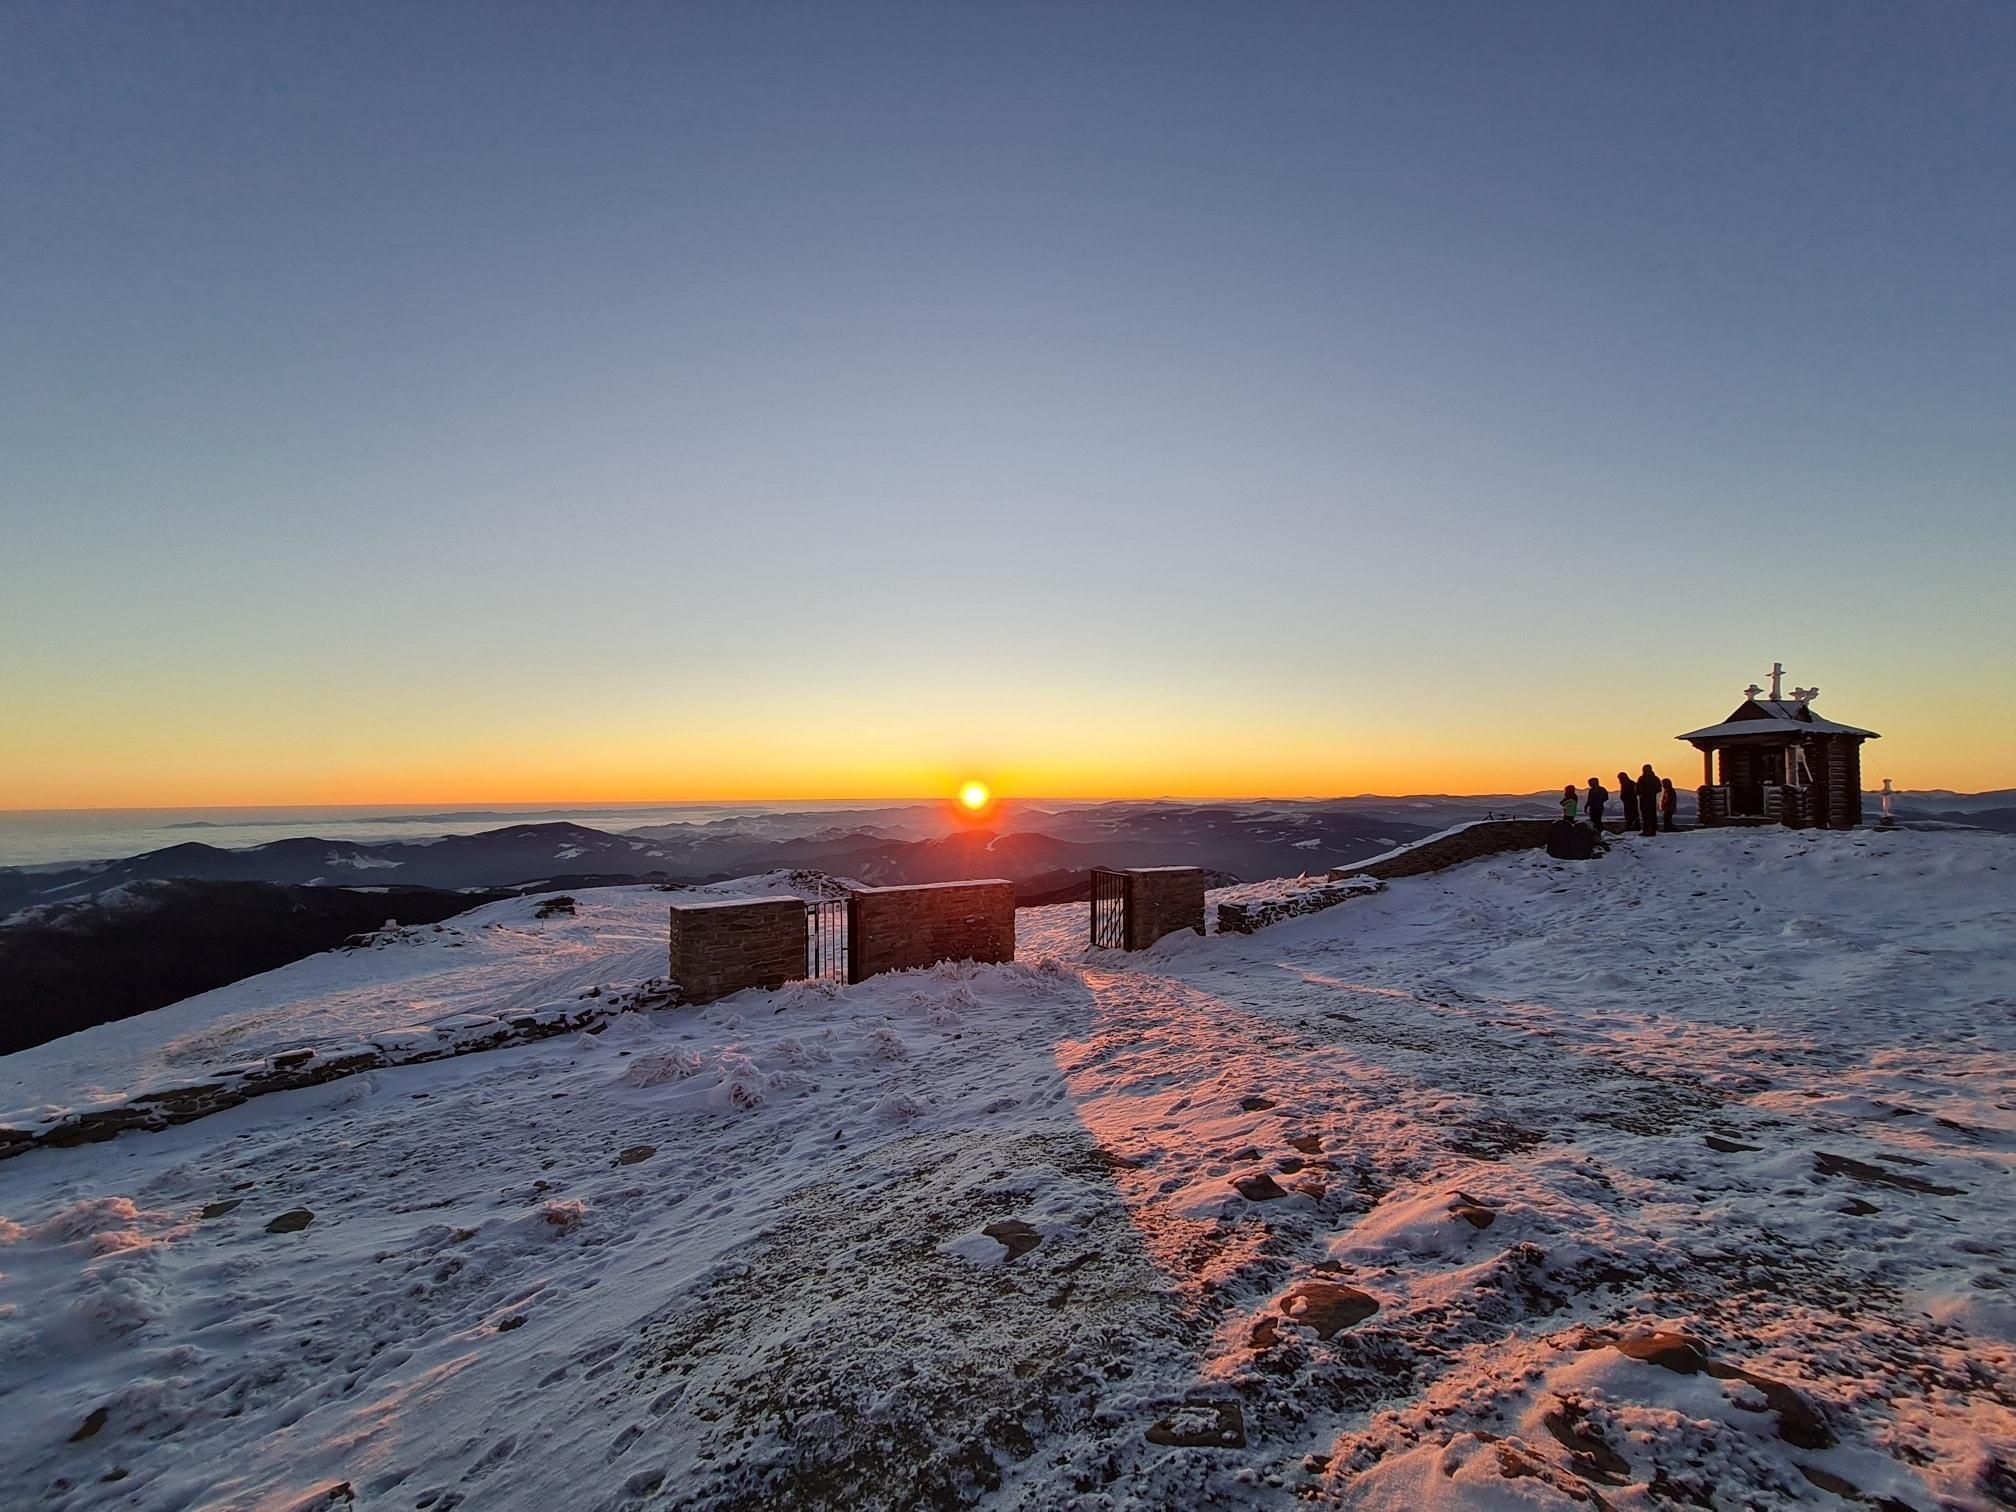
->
[0, 873, 842, 1133]
[1, 829, 2011, 1509]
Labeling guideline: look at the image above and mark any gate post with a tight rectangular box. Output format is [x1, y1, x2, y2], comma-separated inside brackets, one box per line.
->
[1092, 866, 1206, 950]
[667, 897, 810, 1004]
[1122, 866, 1206, 950]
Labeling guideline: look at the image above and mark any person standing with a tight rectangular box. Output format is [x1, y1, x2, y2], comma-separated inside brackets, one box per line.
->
[1618, 770, 1639, 833]
[1560, 784, 1580, 822]
[1636, 765, 1661, 837]
[1585, 776, 1608, 831]
[1660, 777, 1678, 832]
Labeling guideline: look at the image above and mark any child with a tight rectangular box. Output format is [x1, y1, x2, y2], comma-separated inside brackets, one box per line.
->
[1660, 777, 1678, 832]
[1560, 784, 1579, 822]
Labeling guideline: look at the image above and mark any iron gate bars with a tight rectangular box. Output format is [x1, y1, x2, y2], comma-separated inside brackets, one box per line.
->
[806, 897, 849, 982]
[1090, 867, 1129, 950]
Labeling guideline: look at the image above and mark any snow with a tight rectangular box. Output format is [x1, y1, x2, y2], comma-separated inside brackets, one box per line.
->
[0, 873, 837, 1131]
[1328, 818, 1500, 876]
[1, 829, 2012, 1509]
[321, 851, 403, 870]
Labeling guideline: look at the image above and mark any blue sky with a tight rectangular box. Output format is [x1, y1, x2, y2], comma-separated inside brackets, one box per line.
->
[3, 3, 2011, 803]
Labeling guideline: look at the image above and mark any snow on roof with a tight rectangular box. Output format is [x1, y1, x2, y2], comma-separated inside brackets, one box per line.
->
[1677, 698, 1879, 742]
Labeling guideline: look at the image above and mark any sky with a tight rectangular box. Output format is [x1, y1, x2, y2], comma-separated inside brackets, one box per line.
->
[3, 2, 2012, 808]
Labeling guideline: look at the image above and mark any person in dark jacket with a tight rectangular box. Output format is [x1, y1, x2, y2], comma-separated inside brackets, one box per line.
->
[1660, 777, 1678, 831]
[1618, 771, 1638, 832]
[1636, 765, 1661, 836]
[1585, 777, 1608, 831]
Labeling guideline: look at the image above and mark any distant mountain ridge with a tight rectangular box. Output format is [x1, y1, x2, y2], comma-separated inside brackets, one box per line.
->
[5, 789, 2007, 919]
[0, 800, 1465, 917]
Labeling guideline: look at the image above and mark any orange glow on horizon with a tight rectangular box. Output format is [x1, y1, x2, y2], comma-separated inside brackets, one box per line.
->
[2, 677, 2007, 810]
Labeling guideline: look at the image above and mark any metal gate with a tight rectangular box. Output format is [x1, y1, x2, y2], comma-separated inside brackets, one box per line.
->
[1090, 867, 1129, 950]
[807, 897, 849, 982]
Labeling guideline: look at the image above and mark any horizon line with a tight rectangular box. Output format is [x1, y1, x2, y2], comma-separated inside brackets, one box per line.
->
[3, 782, 2003, 819]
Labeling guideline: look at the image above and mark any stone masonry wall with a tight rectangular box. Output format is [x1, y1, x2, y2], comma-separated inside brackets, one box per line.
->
[1125, 866, 1206, 950]
[1215, 875, 1384, 935]
[849, 880, 1017, 982]
[667, 896, 808, 1004]
[1327, 819, 1556, 883]
[1214, 820, 1555, 938]
[1, 980, 676, 1162]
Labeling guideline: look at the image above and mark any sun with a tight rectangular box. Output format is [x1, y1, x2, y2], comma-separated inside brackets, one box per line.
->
[958, 779, 991, 812]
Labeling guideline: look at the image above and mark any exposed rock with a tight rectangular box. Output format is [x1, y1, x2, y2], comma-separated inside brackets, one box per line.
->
[1542, 1402, 1631, 1484]
[0, 996, 626, 1160]
[1612, 1333, 1834, 1449]
[1705, 1134, 1761, 1153]
[1145, 1399, 1245, 1448]
[199, 1199, 242, 1219]
[265, 1208, 315, 1234]
[1278, 1280, 1379, 1338]
[1814, 1151, 1963, 1196]
[1614, 1331, 1711, 1373]
[1239, 1095, 1277, 1112]
[981, 1219, 1042, 1261]
[69, 1407, 109, 1442]
[1286, 1134, 1324, 1155]
[615, 1145, 656, 1166]
[1231, 1172, 1288, 1202]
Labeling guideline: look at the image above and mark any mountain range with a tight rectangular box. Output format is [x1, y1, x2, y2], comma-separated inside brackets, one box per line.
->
[0, 798, 1478, 917]
[5, 789, 2009, 922]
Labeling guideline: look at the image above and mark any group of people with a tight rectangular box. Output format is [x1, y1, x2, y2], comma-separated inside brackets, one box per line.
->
[1562, 767, 1677, 837]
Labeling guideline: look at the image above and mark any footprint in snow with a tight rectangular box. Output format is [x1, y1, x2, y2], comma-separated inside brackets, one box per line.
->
[461, 1434, 517, 1481]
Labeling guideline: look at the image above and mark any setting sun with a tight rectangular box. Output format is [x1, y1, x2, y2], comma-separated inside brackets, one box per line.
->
[958, 780, 991, 812]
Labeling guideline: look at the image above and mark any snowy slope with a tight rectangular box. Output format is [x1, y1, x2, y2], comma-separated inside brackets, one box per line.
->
[1, 829, 2011, 1510]
[0, 874, 839, 1131]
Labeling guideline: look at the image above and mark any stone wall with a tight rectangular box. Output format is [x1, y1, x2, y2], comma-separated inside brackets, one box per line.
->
[849, 880, 1016, 982]
[1, 981, 676, 1161]
[667, 896, 808, 1004]
[1124, 866, 1206, 950]
[1215, 875, 1384, 935]
[1327, 819, 1555, 883]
